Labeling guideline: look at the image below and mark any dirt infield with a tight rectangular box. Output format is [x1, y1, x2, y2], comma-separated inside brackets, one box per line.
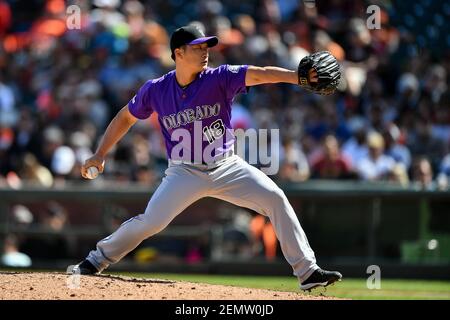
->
[0, 272, 340, 300]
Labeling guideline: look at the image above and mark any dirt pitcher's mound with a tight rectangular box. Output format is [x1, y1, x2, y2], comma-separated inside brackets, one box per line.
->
[0, 272, 340, 300]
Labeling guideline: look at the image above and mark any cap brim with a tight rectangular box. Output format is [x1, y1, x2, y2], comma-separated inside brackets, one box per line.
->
[187, 36, 218, 47]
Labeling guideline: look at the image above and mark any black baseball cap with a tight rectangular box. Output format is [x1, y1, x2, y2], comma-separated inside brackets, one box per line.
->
[170, 25, 218, 60]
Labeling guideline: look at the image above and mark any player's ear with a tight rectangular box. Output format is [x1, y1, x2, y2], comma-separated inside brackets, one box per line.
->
[175, 47, 185, 61]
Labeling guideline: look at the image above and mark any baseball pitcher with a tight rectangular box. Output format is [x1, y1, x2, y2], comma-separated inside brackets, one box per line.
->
[71, 25, 342, 290]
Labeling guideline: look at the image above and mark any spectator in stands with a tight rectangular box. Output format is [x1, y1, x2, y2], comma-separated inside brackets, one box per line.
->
[356, 132, 396, 181]
[396, 73, 420, 111]
[18, 153, 54, 187]
[422, 65, 447, 104]
[311, 134, 354, 179]
[407, 116, 447, 172]
[411, 157, 438, 190]
[382, 123, 411, 170]
[1, 234, 32, 267]
[342, 125, 369, 166]
[387, 163, 409, 187]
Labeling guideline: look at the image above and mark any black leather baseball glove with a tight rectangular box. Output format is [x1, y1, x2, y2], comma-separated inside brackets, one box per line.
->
[297, 51, 341, 95]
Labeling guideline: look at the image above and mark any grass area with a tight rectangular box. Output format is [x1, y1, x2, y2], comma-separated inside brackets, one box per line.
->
[118, 272, 450, 300]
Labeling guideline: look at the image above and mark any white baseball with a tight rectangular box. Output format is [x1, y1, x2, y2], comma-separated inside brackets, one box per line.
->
[86, 166, 99, 179]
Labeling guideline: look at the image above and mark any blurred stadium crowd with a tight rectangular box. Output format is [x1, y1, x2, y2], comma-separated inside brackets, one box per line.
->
[0, 0, 449, 190]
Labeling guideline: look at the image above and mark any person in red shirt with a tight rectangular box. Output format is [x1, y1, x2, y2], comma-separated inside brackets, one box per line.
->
[311, 134, 354, 179]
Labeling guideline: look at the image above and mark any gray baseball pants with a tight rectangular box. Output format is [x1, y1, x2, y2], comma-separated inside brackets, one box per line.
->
[86, 154, 319, 282]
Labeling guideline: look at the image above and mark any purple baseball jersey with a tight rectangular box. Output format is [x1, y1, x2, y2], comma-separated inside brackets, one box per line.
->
[128, 64, 249, 163]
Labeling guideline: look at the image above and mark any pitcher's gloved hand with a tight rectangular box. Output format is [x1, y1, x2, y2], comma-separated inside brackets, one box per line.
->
[297, 51, 341, 95]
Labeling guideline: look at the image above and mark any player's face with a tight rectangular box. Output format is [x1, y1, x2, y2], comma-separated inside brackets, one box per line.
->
[180, 43, 209, 71]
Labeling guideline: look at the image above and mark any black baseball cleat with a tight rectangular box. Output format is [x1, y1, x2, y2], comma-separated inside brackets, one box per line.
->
[70, 259, 99, 275]
[300, 268, 342, 291]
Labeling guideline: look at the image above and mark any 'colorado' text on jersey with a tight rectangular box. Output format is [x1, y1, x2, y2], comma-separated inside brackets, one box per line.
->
[128, 64, 249, 163]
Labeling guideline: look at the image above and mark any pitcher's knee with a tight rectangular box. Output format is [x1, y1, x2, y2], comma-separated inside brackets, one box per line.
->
[264, 188, 289, 209]
[139, 214, 169, 237]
